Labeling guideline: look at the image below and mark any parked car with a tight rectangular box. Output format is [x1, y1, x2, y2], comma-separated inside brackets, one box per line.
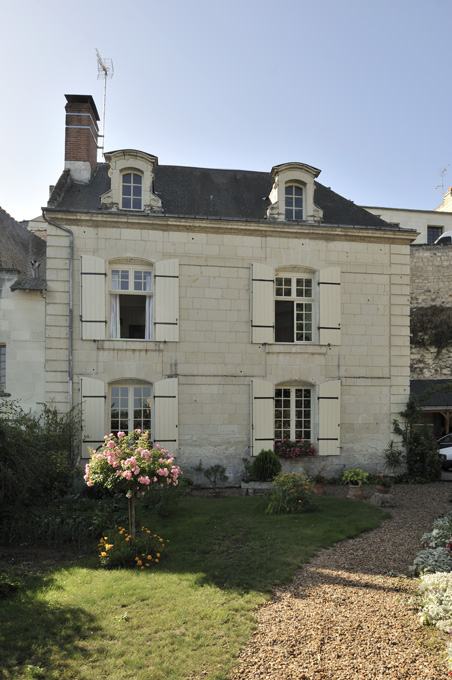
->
[437, 434, 452, 469]
[434, 231, 452, 245]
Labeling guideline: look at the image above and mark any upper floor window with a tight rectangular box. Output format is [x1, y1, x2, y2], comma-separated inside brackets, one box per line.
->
[285, 184, 304, 221]
[121, 172, 143, 210]
[275, 274, 313, 342]
[110, 266, 153, 339]
[427, 225, 443, 244]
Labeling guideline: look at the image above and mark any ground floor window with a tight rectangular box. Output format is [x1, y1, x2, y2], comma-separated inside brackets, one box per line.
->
[110, 384, 151, 435]
[274, 386, 312, 441]
[0, 345, 5, 389]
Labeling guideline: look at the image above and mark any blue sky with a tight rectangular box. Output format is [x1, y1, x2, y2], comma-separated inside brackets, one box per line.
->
[1, 0, 451, 220]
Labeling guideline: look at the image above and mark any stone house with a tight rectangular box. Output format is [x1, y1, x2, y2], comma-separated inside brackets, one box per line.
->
[0, 207, 46, 407]
[5, 94, 417, 483]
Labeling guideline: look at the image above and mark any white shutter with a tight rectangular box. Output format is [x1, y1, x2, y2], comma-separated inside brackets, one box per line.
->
[319, 267, 341, 345]
[80, 255, 106, 340]
[250, 378, 274, 455]
[318, 380, 341, 456]
[251, 263, 274, 343]
[154, 259, 179, 341]
[81, 376, 106, 456]
[153, 377, 178, 453]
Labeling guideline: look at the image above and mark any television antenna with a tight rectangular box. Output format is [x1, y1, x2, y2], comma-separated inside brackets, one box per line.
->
[436, 165, 450, 194]
[96, 49, 114, 157]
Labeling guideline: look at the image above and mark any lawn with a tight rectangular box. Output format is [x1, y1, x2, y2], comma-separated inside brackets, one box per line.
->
[0, 495, 388, 680]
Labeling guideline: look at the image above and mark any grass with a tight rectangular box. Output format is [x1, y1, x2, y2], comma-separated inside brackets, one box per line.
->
[0, 495, 388, 680]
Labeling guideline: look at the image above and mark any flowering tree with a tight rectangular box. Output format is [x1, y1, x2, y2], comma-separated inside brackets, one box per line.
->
[84, 429, 182, 541]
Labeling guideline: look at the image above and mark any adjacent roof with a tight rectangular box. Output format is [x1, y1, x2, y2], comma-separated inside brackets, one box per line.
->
[0, 205, 46, 288]
[411, 379, 452, 408]
[47, 162, 409, 231]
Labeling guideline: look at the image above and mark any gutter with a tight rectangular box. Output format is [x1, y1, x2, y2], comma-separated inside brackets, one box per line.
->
[42, 210, 73, 410]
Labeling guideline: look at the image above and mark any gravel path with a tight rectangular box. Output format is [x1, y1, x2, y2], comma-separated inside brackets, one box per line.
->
[232, 483, 452, 680]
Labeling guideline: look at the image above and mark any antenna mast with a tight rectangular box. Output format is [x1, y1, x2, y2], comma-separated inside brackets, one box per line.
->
[96, 49, 114, 157]
[436, 165, 450, 194]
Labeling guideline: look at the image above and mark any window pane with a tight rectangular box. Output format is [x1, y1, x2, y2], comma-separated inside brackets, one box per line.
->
[122, 197, 131, 209]
[122, 184, 132, 197]
[275, 300, 294, 342]
[132, 198, 142, 210]
[123, 173, 131, 184]
[133, 173, 142, 185]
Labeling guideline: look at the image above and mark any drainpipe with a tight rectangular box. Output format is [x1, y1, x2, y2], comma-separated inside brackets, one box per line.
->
[42, 210, 73, 410]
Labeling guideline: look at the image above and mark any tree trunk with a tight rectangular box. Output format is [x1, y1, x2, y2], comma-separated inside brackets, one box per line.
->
[128, 492, 136, 542]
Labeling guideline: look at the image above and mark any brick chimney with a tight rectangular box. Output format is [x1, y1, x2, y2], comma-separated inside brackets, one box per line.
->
[64, 94, 100, 183]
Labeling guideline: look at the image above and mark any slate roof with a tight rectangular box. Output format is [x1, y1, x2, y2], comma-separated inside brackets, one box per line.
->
[0, 206, 46, 285]
[47, 162, 406, 231]
[411, 379, 452, 408]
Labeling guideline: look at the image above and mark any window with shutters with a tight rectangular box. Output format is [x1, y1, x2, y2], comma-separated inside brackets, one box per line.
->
[110, 266, 153, 339]
[274, 386, 312, 441]
[275, 273, 316, 343]
[110, 384, 152, 435]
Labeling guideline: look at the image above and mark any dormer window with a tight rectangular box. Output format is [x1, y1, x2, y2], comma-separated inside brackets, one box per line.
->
[121, 172, 143, 210]
[285, 185, 303, 221]
[101, 150, 162, 214]
[267, 162, 323, 223]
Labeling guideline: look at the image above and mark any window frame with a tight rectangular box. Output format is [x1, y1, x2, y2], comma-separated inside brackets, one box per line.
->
[121, 171, 143, 211]
[274, 385, 314, 442]
[427, 225, 443, 244]
[109, 383, 152, 436]
[274, 272, 316, 343]
[109, 264, 153, 340]
[284, 183, 304, 221]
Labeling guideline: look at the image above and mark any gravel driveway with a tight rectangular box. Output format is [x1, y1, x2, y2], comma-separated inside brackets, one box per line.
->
[232, 483, 452, 680]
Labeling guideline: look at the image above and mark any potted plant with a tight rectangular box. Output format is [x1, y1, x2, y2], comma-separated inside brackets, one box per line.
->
[312, 467, 327, 496]
[375, 475, 392, 494]
[341, 468, 369, 500]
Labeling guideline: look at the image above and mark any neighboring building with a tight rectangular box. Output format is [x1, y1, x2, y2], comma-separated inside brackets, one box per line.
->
[363, 205, 452, 245]
[0, 206, 46, 407]
[35, 93, 415, 482]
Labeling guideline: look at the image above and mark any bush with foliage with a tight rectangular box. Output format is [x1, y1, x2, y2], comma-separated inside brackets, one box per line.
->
[250, 449, 282, 481]
[0, 493, 129, 547]
[418, 572, 452, 633]
[98, 525, 168, 569]
[274, 438, 317, 460]
[393, 397, 441, 482]
[341, 469, 369, 486]
[265, 471, 319, 515]
[203, 464, 228, 488]
[0, 400, 81, 506]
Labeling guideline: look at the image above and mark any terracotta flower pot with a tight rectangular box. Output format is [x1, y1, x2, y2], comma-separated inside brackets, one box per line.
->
[347, 484, 363, 500]
[313, 482, 326, 496]
[376, 484, 391, 495]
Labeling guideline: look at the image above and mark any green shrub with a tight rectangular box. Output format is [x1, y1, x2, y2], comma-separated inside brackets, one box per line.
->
[393, 397, 441, 482]
[0, 400, 81, 507]
[266, 472, 319, 515]
[204, 464, 228, 488]
[251, 449, 282, 481]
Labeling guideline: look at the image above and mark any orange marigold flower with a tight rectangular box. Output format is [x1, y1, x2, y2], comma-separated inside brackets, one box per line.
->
[155, 559, 159, 563]
[141, 566, 145, 570]
[100, 552, 106, 557]
[147, 555, 152, 560]
[156, 553, 160, 558]
[137, 560, 142, 566]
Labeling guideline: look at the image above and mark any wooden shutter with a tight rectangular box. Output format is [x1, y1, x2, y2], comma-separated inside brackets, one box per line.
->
[153, 377, 178, 453]
[250, 378, 274, 455]
[251, 263, 274, 343]
[318, 380, 341, 456]
[319, 267, 341, 345]
[80, 255, 106, 340]
[81, 376, 106, 456]
[154, 259, 179, 341]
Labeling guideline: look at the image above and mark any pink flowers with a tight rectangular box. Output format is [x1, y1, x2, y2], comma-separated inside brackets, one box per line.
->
[85, 429, 183, 495]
